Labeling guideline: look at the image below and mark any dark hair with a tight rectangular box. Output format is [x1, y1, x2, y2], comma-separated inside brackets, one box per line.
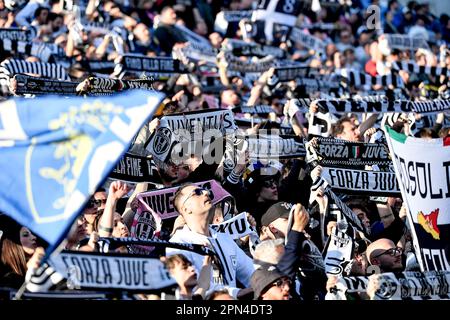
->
[163, 254, 192, 270]
[95, 187, 106, 193]
[331, 116, 353, 137]
[34, 6, 49, 19]
[48, 12, 63, 22]
[416, 128, 439, 139]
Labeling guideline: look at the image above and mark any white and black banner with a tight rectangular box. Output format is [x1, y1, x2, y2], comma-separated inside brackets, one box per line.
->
[321, 167, 401, 196]
[0, 39, 58, 62]
[271, 65, 318, 83]
[98, 237, 216, 256]
[210, 212, 261, 254]
[289, 27, 326, 54]
[173, 42, 218, 65]
[385, 128, 450, 272]
[0, 27, 34, 42]
[223, 38, 286, 59]
[136, 180, 235, 221]
[233, 105, 274, 115]
[298, 22, 340, 31]
[312, 137, 392, 166]
[146, 109, 236, 163]
[323, 223, 354, 276]
[234, 116, 293, 132]
[79, 59, 116, 74]
[312, 99, 450, 114]
[120, 54, 188, 74]
[214, 10, 253, 36]
[296, 77, 341, 92]
[252, 0, 302, 43]
[222, 53, 275, 73]
[50, 251, 176, 292]
[390, 61, 450, 79]
[109, 152, 161, 184]
[308, 112, 338, 138]
[247, 134, 306, 160]
[330, 271, 450, 300]
[383, 34, 430, 51]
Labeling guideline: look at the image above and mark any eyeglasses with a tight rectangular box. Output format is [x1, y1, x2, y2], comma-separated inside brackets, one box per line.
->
[272, 278, 292, 289]
[372, 247, 403, 259]
[262, 179, 278, 188]
[181, 188, 211, 208]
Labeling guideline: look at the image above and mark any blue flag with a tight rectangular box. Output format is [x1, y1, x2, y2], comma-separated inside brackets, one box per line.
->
[0, 90, 164, 247]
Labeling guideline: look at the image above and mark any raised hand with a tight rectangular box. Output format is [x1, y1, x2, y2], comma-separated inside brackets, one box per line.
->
[292, 204, 310, 233]
[109, 180, 129, 200]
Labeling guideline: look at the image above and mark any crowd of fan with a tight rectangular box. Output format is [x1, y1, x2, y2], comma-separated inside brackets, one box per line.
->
[0, 0, 449, 300]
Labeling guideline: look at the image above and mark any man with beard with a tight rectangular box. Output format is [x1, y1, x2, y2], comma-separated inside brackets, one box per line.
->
[366, 238, 404, 273]
[364, 238, 405, 299]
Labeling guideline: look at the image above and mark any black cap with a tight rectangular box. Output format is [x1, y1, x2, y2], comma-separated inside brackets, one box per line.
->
[261, 202, 293, 227]
[251, 265, 287, 299]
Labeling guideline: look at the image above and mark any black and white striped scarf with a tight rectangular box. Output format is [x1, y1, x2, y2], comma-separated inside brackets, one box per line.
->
[82, 76, 155, 95]
[12, 75, 155, 96]
[338, 69, 404, 88]
[13, 74, 78, 95]
[0, 58, 70, 95]
[390, 60, 450, 79]
[0, 39, 64, 62]
[0, 58, 70, 80]
[311, 177, 370, 237]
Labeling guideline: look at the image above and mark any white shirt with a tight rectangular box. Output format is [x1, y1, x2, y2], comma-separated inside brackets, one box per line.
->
[167, 225, 255, 291]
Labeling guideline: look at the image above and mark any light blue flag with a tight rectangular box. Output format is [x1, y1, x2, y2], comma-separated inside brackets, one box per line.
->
[0, 90, 164, 247]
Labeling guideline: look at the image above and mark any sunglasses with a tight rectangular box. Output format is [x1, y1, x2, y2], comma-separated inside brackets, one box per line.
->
[372, 247, 403, 259]
[272, 278, 292, 289]
[181, 188, 211, 208]
[87, 199, 106, 208]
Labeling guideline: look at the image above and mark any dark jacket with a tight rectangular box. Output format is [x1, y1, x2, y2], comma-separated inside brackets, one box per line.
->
[278, 230, 328, 300]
